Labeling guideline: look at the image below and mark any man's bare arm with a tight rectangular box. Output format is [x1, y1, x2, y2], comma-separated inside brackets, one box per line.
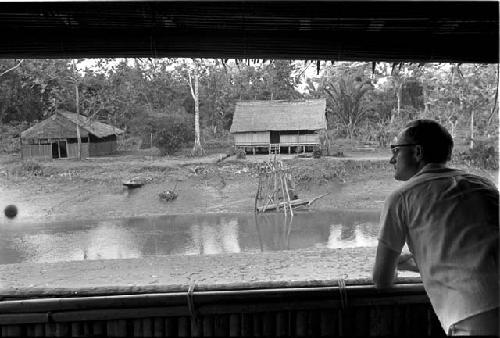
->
[373, 241, 400, 289]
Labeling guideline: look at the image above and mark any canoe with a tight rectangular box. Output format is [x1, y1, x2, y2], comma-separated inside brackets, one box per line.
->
[123, 180, 144, 188]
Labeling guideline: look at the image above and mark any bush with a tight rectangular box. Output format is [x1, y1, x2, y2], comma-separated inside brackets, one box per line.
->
[202, 138, 233, 155]
[117, 136, 143, 152]
[313, 147, 322, 159]
[454, 140, 499, 170]
[235, 148, 246, 159]
[11, 160, 43, 177]
[0, 121, 27, 154]
[155, 117, 194, 155]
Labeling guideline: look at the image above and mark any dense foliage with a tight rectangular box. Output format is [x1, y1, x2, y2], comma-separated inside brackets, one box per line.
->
[154, 116, 195, 155]
[0, 59, 498, 166]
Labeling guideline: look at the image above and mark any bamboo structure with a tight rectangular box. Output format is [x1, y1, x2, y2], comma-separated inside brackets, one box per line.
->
[255, 158, 295, 215]
[255, 158, 329, 213]
[0, 284, 445, 337]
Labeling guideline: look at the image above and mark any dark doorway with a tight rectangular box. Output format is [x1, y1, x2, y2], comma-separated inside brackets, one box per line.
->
[58, 141, 67, 158]
[51, 143, 58, 158]
[51, 141, 68, 159]
[270, 131, 280, 144]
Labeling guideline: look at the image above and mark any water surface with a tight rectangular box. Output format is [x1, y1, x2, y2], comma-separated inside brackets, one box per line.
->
[0, 210, 380, 264]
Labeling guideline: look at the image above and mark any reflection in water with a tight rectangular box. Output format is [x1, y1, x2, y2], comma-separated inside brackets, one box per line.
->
[340, 221, 356, 241]
[85, 221, 142, 260]
[12, 221, 142, 263]
[327, 222, 379, 249]
[254, 213, 294, 251]
[190, 218, 241, 255]
[0, 210, 380, 264]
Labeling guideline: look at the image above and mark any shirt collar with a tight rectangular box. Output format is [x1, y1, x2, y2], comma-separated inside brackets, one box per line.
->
[414, 163, 450, 177]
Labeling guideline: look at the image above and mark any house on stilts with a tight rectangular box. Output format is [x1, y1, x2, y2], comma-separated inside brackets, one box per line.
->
[230, 99, 327, 154]
[20, 110, 124, 160]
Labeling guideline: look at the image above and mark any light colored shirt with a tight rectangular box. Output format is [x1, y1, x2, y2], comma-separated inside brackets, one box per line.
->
[378, 163, 499, 332]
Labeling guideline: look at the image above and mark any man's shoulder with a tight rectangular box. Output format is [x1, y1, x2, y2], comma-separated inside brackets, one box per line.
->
[402, 167, 497, 195]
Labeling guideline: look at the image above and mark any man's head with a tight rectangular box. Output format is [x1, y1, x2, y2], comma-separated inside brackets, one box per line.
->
[390, 119, 453, 181]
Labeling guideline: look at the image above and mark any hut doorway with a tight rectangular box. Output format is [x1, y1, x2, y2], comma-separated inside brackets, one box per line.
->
[270, 131, 280, 144]
[52, 141, 68, 159]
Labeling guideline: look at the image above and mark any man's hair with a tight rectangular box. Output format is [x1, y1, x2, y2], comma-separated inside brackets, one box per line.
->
[404, 119, 454, 163]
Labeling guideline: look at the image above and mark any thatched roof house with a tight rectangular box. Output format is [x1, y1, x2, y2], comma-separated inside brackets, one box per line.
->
[230, 99, 327, 154]
[20, 110, 124, 159]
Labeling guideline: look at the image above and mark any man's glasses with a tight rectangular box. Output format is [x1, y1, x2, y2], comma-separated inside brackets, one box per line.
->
[390, 144, 419, 155]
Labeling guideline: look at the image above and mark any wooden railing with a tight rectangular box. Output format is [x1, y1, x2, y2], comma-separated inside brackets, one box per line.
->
[0, 283, 446, 337]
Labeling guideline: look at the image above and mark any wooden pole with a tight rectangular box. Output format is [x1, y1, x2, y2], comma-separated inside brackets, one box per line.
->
[279, 170, 287, 215]
[72, 60, 82, 160]
[282, 168, 294, 217]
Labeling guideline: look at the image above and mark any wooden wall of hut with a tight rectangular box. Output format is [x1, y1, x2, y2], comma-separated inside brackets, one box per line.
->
[234, 132, 270, 146]
[67, 143, 89, 159]
[21, 143, 89, 160]
[89, 140, 116, 157]
[280, 133, 319, 145]
[21, 144, 52, 160]
[0, 284, 446, 337]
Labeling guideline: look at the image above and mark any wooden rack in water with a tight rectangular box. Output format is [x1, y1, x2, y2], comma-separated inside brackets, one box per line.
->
[255, 158, 329, 213]
[255, 159, 295, 215]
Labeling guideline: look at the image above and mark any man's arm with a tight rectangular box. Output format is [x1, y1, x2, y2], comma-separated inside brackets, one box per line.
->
[373, 241, 400, 289]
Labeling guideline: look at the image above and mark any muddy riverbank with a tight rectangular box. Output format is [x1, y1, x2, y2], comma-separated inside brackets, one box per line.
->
[0, 152, 495, 295]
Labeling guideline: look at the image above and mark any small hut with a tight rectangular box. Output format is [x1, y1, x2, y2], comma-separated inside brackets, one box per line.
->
[20, 111, 124, 159]
[230, 99, 327, 154]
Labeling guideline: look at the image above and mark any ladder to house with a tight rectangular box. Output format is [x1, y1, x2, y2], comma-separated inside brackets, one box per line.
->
[269, 143, 280, 155]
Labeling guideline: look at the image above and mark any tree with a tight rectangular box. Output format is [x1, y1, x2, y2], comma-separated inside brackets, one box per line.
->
[69, 60, 82, 160]
[0, 59, 74, 123]
[182, 59, 205, 156]
[321, 64, 374, 139]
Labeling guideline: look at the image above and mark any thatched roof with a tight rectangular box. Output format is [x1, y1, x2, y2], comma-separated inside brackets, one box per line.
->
[20, 111, 124, 139]
[230, 99, 327, 133]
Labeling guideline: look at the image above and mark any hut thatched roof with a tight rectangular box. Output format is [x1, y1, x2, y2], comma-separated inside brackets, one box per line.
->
[20, 111, 124, 139]
[230, 99, 327, 133]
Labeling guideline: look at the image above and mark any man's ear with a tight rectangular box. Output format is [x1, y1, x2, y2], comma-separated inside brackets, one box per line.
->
[414, 145, 424, 161]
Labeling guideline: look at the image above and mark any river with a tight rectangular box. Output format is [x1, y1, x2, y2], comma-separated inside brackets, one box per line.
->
[0, 210, 380, 265]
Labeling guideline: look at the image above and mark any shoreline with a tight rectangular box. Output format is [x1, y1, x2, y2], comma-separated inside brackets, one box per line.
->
[0, 153, 493, 298]
[0, 247, 420, 298]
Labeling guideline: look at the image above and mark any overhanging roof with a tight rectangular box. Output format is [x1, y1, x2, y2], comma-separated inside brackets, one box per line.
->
[0, 1, 498, 63]
[230, 99, 327, 133]
[20, 111, 124, 139]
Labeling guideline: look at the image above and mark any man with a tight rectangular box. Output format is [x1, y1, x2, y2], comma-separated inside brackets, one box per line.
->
[372, 119, 499, 336]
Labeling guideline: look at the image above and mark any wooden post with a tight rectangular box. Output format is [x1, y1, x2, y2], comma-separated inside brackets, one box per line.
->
[288, 146, 291, 154]
[253, 147, 256, 155]
[72, 60, 82, 160]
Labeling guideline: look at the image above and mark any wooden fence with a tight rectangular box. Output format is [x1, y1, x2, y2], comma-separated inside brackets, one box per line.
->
[0, 284, 446, 337]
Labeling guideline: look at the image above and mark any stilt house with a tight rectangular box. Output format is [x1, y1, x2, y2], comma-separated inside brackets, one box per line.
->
[20, 111, 124, 159]
[230, 99, 327, 154]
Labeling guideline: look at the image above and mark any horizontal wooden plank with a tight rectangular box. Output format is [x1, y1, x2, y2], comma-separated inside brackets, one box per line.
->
[0, 282, 426, 313]
[0, 313, 49, 325]
[51, 306, 190, 322]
